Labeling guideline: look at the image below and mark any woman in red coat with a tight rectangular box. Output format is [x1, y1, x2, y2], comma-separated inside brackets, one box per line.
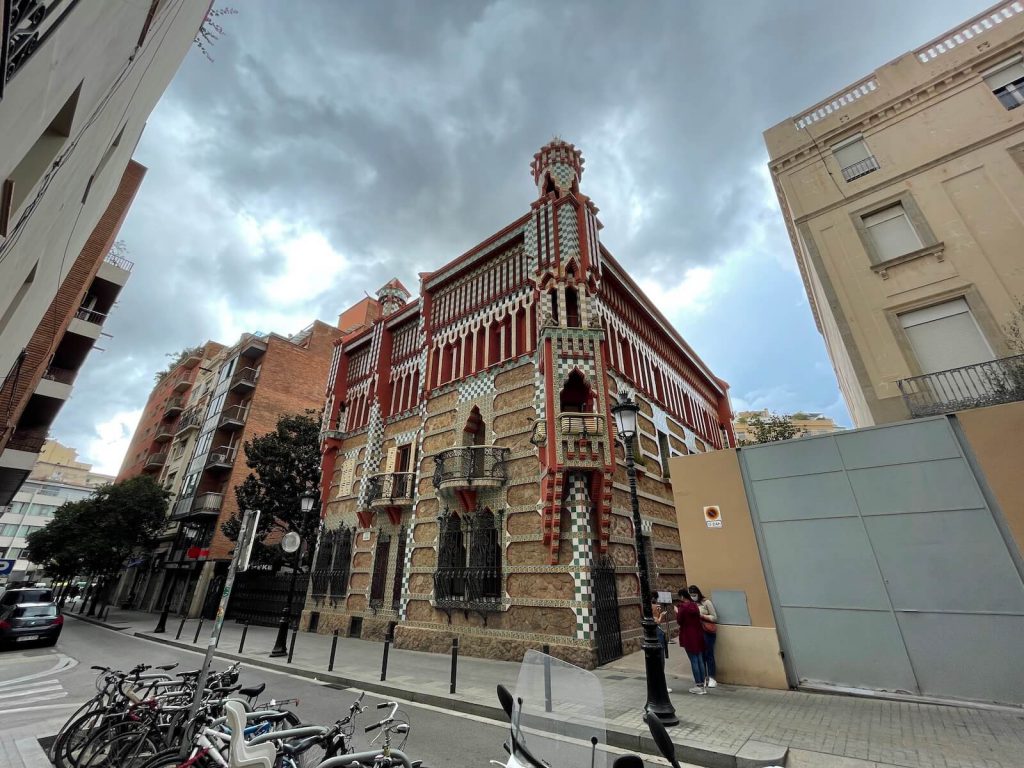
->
[676, 589, 708, 694]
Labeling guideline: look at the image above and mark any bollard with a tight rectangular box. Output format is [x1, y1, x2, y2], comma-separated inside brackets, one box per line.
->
[450, 636, 459, 694]
[238, 622, 249, 654]
[543, 644, 552, 713]
[328, 629, 338, 672]
[287, 627, 297, 664]
[176, 617, 186, 640]
[380, 629, 392, 682]
[193, 618, 204, 644]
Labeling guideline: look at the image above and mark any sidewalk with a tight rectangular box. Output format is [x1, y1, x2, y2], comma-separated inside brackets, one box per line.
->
[70, 609, 1024, 768]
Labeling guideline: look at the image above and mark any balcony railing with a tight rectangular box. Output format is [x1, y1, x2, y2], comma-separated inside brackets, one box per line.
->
[841, 155, 880, 182]
[175, 408, 203, 435]
[74, 306, 106, 324]
[206, 446, 237, 470]
[191, 492, 224, 516]
[42, 365, 75, 385]
[2, 0, 82, 101]
[170, 375, 191, 393]
[898, 354, 1024, 418]
[154, 422, 175, 443]
[559, 413, 605, 435]
[103, 250, 134, 272]
[163, 396, 185, 418]
[230, 367, 258, 393]
[432, 446, 509, 490]
[144, 451, 167, 470]
[6, 428, 47, 453]
[218, 404, 248, 431]
[366, 472, 415, 507]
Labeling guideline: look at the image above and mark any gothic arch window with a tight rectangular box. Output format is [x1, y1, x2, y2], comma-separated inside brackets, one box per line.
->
[565, 286, 580, 327]
[434, 507, 503, 607]
[549, 289, 559, 325]
[560, 369, 593, 414]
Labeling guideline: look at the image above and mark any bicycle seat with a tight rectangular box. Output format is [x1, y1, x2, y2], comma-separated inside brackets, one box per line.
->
[156, 663, 178, 671]
[177, 670, 201, 678]
[252, 710, 290, 723]
[239, 683, 266, 698]
[225, 700, 278, 768]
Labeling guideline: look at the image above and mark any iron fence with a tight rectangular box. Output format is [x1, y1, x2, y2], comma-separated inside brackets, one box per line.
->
[897, 354, 1024, 417]
[226, 568, 310, 627]
[434, 508, 502, 610]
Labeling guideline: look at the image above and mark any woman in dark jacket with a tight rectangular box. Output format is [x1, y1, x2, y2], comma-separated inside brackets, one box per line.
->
[676, 589, 708, 694]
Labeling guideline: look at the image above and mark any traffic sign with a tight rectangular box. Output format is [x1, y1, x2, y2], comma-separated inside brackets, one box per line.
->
[0, 559, 16, 576]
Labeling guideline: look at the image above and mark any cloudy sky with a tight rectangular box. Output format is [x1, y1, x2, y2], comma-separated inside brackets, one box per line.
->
[53, 0, 991, 475]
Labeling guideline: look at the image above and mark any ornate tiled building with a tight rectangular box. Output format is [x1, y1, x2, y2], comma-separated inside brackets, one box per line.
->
[305, 140, 734, 667]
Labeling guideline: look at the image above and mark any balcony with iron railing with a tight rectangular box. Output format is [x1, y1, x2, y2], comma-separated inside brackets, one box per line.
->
[432, 446, 509, 491]
[42, 365, 76, 385]
[898, 354, 1024, 418]
[217, 404, 248, 431]
[103, 250, 134, 272]
[169, 375, 191, 393]
[558, 411, 609, 465]
[162, 396, 185, 419]
[191, 492, 224, 517]
[1, 0, 82, 101]
[5, 428, 47, 454]
[559, 413, 605, 435]
[366, 472, 415, 508]
[206, 446, 237, 471]
[144, 451, 168, 471]
[74, 306, 107, 325]
[175, 408, 203, 435]
[229, 367, 258, 393]
[840, 155, 880, 182]
[154, 422, 175, 443]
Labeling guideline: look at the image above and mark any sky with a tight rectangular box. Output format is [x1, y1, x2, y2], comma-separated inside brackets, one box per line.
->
[52, 0, 992, 475]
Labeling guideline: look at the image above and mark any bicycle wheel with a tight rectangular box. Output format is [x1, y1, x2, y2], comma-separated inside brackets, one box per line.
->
[50, 698, 101, 761]
[78, 730, 161, 768]
[75, 720, 150, 768]
[57, 708, 124, 768]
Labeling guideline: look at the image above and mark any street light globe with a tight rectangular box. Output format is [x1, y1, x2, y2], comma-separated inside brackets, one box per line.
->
[611, 395, 639, 440]
[281, 531, 302, 554]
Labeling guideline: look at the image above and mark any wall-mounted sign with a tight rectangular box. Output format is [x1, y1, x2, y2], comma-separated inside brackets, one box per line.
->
[704, 505, 723, 528]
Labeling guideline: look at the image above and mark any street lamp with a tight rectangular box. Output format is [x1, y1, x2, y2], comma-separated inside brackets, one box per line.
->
[611, 393, 678, 726]
[270, 491, 317, 657]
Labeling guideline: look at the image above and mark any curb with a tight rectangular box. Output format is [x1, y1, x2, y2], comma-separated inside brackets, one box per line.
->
[130, 630, 786, 768]
[65, 612, 127, 631]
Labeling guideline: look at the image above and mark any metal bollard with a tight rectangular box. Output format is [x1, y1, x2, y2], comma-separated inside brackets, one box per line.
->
[543, 644, 552, 713]
[238, 622, 249, 654]
[287, 628, 297, 664]
[175, 617, 186, 640]
[450, 636, 459, 694]
[328, 629, 338, 672]
[380, 629, 392, 682]
[193, 618, 204, 644]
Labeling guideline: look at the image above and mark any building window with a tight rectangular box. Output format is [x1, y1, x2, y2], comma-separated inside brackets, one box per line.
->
[310, 526, 352, 605]
[833, 136, 880, 181]
[434, 508, 502, 607]
[983, 57, 1024, 111]
[899, 298, 994, 375]
[863, 203, 922, 261]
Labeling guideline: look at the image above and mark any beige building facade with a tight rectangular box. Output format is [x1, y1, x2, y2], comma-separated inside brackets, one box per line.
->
[733, 410, 844, 444]
[765, 2, 1024, 426]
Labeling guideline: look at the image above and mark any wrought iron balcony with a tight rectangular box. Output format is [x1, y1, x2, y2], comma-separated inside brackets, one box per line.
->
[218, 404, 248, 431]
[154, 422, 175, 443]
[230, 367, 258, 393]
[103, 250, 134, 272]
[559, 413, 605, 436]
[175, 408, 203, 435]
[432, 446, 509, 491]
[1, 0, 81, 101]
[144, 451, 167, 470]
[162, 396, 185, 419]
[898, 354, 1024, 418]
[5, 428, 47, 453]
[170, 375, 191, 393]
[206, 446, 236, 470]
[191, 492, 224, 516]
[841, 155, 880, 182]
[240, 334, 268, 359]
[366, 472, 415, 508]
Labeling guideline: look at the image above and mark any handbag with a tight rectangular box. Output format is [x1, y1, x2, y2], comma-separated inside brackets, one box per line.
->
[702, 619, 717, 634]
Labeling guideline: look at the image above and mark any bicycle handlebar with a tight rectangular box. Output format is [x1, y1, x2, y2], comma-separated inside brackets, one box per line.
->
[317, 748, 414, 768]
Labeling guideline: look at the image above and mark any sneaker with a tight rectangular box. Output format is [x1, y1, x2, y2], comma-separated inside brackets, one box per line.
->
[706, 677, 718, 688]
[666, 688, 673, 693]
[688, 686, 707, 695]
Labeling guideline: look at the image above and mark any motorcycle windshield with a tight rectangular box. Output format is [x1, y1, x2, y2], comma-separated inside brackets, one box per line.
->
[510, 650, 610, 768]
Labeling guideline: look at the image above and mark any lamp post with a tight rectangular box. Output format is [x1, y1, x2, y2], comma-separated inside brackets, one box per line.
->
[611, 393, 678, 726]
[270, 491, 316, 657]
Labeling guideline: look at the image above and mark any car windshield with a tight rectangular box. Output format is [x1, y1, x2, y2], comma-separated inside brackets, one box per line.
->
[18, 605, 57, 617]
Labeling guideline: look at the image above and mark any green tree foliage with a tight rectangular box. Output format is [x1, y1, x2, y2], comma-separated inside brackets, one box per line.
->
[221, 411, 322, 568]
[24, 476, 169, 578]
[742, 414, 801, 445]
[153, 345, 203, 384]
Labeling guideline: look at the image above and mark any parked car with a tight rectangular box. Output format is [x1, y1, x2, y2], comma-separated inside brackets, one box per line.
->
[0, 602, 63, 647]
[0, 587, 55, 607]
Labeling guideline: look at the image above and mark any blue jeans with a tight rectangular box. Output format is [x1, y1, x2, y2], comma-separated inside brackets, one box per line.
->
[686, 650, 706, 686]
[703, 631, 717, 679]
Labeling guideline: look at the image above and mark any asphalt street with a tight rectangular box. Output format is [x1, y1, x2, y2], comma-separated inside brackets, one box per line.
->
[0, 617, 677, 768]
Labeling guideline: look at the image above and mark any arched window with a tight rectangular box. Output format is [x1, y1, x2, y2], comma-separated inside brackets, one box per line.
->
[549, 289, 559, 325]
[565, 286, 580, 327]
[559, 369, 592, 413]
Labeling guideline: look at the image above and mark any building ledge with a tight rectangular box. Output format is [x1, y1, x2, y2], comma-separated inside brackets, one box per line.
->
[870, 242, 945, 279]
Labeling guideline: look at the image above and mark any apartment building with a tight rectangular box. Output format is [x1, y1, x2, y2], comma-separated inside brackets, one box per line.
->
[0, 0, 210, 503]
[765, 1, 1024, 426]
[0, 440, 112, 586]
[151, 323, 344, 618]
[733, 410, 844, 443]
[308, 140, 734, 668]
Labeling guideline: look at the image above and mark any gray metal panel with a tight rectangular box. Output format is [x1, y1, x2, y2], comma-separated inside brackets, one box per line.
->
[897, 611, 1024, 704]
[750, 471, 858, 522]
[848, 459, 985, 515]
[865, 509, 1024, 613]
[835, 418, 959, 469]
[710, 590, 751, 626]
[781, 606, 919, 692]
[762, 518, 891, 610]
[742, 437, 844, 481]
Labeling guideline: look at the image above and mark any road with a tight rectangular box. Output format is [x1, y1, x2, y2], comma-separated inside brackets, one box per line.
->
[0, 616, 676, 768]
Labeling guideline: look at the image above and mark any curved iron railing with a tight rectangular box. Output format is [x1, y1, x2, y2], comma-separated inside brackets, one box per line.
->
[432, 446, 509, 489]
[366, 472, 415, 504]
[897, 354, 1024, 417]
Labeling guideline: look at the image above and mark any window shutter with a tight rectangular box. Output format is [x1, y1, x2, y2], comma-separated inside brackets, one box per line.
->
[864, 204, 922, 260]
[899, 299, 994, 373]
[833, 138, 871, 169]
[338, 458, 355, 497]
[384, 446, 398, 474]
[983, 59, 1024, 90]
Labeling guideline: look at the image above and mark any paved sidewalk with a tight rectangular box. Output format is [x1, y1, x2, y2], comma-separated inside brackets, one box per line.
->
[0, 717, 65, 768]
[68, 609, 1024, 768]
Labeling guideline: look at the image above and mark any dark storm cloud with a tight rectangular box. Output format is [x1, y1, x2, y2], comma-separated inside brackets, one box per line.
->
[51, 0, 990, 470]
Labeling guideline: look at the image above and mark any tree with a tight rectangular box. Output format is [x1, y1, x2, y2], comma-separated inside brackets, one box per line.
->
[742, 413, 801, 445]
[222, 411, 322, 569]
[194, 6, 238, 62]
[1006, 299, 1024, 355]
[153, 344, 203, 384]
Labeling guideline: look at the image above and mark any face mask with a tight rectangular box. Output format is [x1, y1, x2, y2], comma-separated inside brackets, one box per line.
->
[689, 594, 699, 601]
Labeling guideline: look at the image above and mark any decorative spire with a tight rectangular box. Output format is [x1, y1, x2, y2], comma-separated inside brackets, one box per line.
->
[376, 278, 410, 316]
[530, 138, 584, 198]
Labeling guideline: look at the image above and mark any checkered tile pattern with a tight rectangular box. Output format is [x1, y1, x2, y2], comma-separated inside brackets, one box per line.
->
[457, 371, 495, 403]
[557, 203, 579, 259]
[357, 401, 385, 508]
[524, 210, 538, 274]
[565, 473, 595, 641]
[549, 162, 577, 193]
